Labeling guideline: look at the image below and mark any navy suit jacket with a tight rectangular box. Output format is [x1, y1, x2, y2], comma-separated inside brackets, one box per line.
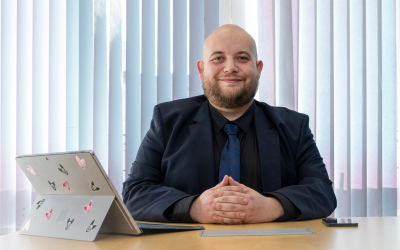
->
[122, 95, 337, 222]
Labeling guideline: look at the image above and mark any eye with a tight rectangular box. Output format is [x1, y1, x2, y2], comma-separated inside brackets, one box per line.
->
[213, 56, 223, 61]
[238, 56, 249, 60]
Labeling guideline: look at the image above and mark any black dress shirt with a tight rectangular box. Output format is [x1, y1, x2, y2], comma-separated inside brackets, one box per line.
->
[167, 101, 298, 223]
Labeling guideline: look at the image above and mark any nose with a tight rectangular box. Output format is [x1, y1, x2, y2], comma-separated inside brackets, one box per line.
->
[223, 58, 239, 73]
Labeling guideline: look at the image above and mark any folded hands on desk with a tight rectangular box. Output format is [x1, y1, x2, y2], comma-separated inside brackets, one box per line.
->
[189, 175, 284, 224]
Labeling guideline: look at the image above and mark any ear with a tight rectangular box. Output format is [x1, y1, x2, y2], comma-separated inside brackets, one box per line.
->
[256, 60, 263, 79]
[197, 60, 204, 80]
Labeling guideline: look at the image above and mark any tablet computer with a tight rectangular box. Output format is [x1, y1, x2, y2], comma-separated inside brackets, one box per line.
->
[16, 150, 203, 241]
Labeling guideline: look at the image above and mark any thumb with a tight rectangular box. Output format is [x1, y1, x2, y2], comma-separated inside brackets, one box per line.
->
[228, 176, 240, 186]
[215, 175, 229, 188]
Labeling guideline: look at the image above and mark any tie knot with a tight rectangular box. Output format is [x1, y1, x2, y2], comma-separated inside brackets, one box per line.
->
[223, 123, 238, 136]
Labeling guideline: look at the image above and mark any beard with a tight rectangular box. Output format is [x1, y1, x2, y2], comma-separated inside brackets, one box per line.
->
[202, 74, 259, 109]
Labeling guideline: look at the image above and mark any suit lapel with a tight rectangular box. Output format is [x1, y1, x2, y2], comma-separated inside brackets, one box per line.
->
[254, 104, 281, 192]
[189, 101, 216, 191]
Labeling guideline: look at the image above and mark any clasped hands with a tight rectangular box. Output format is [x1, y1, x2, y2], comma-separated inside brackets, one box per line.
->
[189, 175, 284, 224]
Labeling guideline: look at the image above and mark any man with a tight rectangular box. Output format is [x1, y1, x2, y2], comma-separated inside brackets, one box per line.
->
[122, 25, 336, 224]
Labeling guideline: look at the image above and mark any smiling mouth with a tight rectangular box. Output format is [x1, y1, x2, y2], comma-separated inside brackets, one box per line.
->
[219, 78, 243, 83]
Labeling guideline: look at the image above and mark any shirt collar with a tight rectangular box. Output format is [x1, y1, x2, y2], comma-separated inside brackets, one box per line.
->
[208, 100, 254, 134]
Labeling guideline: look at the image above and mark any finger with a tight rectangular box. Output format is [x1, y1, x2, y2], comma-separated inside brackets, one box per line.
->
[213, 210, 246, 219]
[213, 191, 247, 199]
[220, 175, 229, 187]
[213, 202, 246, 212]
[212, 175, 229, 189]
[228, 176, 240, 186]
[214, 186, 248, 193]
[214, 196, 249, 205]
[213, 215, 243, 225]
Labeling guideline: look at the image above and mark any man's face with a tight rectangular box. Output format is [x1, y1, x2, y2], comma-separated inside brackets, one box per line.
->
[198, 27, 263, 109]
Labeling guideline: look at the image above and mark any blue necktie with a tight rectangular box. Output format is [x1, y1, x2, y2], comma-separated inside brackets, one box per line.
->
[218, 123, 240, 183]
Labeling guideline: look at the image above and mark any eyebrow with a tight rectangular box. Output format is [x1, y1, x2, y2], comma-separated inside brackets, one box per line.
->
[209, 51, 253, 59]
[209, 51, 224, 58]
[237, 51, 253, 58]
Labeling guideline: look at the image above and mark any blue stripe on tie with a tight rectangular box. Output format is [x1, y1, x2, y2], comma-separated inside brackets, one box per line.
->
[218, 123, 240, 183]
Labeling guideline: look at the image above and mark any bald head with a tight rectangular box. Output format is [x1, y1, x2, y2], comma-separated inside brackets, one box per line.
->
[202, 24, 258, 62]
[197, 24, 263, 112]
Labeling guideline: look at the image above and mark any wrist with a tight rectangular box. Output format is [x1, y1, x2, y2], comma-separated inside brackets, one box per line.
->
[264, 197, 284, 222]
[189, 198, 200, 222]
[270, 197, 284, 220]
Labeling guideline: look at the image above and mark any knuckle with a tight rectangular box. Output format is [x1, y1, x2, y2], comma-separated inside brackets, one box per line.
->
[230, 204, 236, 210]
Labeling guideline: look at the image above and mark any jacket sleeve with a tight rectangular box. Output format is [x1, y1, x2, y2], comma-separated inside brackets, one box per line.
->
[273, 115, 337, 220]
[122, 105, 190, 222]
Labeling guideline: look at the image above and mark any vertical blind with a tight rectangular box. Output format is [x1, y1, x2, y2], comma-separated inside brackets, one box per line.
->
[0, 0, 398, 232]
